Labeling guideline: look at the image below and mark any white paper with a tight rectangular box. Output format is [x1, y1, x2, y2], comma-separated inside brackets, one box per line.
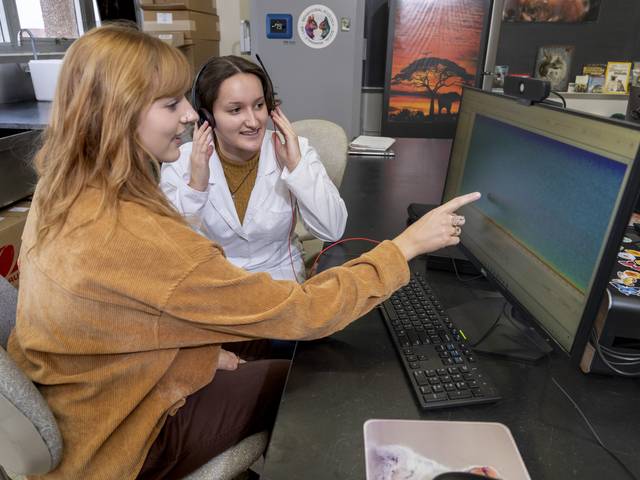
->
[349, 135, 396, 151]
[156, 12, 173, 24]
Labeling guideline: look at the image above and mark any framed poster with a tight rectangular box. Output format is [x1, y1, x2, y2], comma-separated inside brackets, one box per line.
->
[382, 0, 493, 138]
[533, 45, 574, 92]
[503, 0, 601, 23]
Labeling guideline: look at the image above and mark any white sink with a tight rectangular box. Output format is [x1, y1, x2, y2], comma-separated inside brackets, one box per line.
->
[28, 59, 63, 102]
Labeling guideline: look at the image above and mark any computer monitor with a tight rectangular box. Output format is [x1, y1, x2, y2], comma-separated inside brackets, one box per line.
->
[442, 88, 640, 363]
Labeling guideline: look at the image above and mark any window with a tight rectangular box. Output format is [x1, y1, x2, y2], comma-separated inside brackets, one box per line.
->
[1, 0, 98, 56]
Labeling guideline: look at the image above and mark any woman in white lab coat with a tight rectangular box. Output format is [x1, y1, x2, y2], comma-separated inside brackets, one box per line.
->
[160, 55, 347, 281]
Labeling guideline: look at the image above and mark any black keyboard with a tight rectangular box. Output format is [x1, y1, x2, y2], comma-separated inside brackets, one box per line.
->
[380, 272, 501, 409]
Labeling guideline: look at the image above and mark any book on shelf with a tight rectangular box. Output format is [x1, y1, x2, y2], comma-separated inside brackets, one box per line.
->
[582, 63, 606, 76]
[587, 75, 605, 93]
[574, 74, 589, 93]
[604, 61, 632, 94]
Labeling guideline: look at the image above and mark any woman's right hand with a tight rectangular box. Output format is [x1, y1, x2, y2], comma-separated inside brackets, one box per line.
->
[188, 120, 213, 192]
[392, 192, 481, 261]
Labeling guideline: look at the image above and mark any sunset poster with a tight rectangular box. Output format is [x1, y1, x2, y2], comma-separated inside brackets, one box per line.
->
[382, 0, 492, 138]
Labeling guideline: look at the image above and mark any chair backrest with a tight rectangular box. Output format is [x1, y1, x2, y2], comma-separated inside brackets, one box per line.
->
[0, 277, 63, 476]
[291, 119, 348, 189]
[0, 278, 17, 350]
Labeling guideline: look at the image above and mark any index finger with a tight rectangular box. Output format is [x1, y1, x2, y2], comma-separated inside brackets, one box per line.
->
[439, 192, 481, 213]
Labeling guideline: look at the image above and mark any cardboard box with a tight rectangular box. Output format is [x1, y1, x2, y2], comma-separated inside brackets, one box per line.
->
[140, 0, 216, 15]
[179, 40, 220, 74]
[148, 31, 186, 47]
[142, 10, 219, 41]
[0, 205, 29, 288]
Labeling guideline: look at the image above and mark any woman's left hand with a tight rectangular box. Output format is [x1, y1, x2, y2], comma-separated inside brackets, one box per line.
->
[271, 106, 301, 172]
[217, 349, 246, 371]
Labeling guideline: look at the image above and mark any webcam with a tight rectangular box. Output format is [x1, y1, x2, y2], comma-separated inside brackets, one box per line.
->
[503, 76, 551, 105]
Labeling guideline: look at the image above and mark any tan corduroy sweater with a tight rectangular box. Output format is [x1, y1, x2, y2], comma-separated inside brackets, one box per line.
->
[8, 187, 409, 480]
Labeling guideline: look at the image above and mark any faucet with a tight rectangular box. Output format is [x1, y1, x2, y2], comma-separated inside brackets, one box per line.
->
[17, 29, 39, 60]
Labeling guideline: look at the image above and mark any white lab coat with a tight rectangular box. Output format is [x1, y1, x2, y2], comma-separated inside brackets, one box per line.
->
[160, 132, 347, 281]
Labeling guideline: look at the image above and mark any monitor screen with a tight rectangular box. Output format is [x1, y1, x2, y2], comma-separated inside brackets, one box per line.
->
[442, 88, 640, 357]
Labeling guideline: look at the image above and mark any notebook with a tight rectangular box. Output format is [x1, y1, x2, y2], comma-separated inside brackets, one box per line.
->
[349, 135, 396, 152]
[364, 419, 531, 480]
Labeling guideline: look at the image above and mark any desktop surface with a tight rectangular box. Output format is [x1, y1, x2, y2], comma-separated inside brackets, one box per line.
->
[262, 138, 640, 479]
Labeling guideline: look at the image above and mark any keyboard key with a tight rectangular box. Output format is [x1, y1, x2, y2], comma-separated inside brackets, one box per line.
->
[424, 392, 449, 403]
[413, 371, 429, 386]
[448, 390, 472, 400]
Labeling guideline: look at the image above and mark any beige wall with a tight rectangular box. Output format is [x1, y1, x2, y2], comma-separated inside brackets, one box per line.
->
[217, 0, 250, 57]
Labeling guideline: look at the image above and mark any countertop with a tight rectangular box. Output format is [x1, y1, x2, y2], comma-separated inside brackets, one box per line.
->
[0, 101, 51, 129]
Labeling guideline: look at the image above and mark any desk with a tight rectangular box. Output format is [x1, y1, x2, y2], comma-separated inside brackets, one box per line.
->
[262, 138, 640, 479]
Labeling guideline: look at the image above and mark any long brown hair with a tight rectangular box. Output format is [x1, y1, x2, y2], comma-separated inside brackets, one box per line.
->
[33, 23, 191, 245]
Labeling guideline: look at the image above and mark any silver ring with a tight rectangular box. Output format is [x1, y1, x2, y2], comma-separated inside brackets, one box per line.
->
[451, 215, 465, 227]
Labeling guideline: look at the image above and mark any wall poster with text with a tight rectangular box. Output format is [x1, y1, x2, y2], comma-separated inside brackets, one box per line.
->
[382, 0, 492, 138]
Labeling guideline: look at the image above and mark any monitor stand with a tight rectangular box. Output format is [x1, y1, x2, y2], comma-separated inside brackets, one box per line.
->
[448, 296, 553, 363]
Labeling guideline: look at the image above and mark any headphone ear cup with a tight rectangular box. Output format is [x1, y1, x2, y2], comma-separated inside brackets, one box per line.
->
[198, 108, 215, 128]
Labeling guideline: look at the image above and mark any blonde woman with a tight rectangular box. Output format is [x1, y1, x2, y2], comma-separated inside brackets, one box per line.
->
[8, 24, 479, 479]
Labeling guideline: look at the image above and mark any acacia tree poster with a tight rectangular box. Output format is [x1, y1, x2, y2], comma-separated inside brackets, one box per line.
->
[382, 0, 491, 138]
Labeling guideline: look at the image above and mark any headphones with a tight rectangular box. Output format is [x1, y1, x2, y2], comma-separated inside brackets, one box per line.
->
[190, 54, 279, 128]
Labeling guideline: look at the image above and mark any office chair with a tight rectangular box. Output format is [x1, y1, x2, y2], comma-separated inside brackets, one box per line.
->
[0, 276, 267, 480]
[0, 276, 63, 480]
[291, 119, 349, 271]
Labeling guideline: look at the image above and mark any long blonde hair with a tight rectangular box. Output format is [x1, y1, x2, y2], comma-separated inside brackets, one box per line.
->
[33, 23, 191, 245]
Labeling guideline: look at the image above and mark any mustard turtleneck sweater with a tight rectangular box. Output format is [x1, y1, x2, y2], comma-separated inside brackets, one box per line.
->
[218, 146, 260, 224]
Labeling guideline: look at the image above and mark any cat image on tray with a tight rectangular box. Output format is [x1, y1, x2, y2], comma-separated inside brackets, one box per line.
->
[364, 419, 531, 480]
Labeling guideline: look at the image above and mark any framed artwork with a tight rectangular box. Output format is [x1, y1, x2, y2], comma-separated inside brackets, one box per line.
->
[604, 62, 632, 94]
[382, 0, 493, 138]
[503, 0, 601, 23]
[534, 45, 574, 92]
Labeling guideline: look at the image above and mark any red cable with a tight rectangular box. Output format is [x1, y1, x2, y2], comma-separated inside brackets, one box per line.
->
[310, 237, 381, 276]
[287, 190, 299, 282]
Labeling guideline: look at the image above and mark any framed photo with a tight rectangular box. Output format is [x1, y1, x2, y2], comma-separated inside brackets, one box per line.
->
[534, 45, 574, 92]
[604, 62, 632, 94]
[503, 0, 601, 23]
[382, 0, 493, 138]
[493, 65, 509, 88]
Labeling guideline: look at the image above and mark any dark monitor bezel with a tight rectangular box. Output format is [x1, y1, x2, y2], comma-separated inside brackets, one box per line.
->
[444, 87, 640, 364]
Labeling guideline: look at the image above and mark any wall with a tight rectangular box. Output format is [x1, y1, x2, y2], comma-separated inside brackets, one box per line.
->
[496, 0, 640, 82]
[217, 0, 250, 57]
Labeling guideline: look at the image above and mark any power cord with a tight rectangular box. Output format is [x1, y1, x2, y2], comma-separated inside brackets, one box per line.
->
[550, 90, 567, 108]
[590, 329, 640, 377]
[310, 237, 382, 275]
[551, 377, 638, 480]
[470, 301, 507, 348]
[449, 254, 484, 283]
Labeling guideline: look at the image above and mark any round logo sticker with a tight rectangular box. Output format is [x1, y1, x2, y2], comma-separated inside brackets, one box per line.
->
[298, 4, 338, 49]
